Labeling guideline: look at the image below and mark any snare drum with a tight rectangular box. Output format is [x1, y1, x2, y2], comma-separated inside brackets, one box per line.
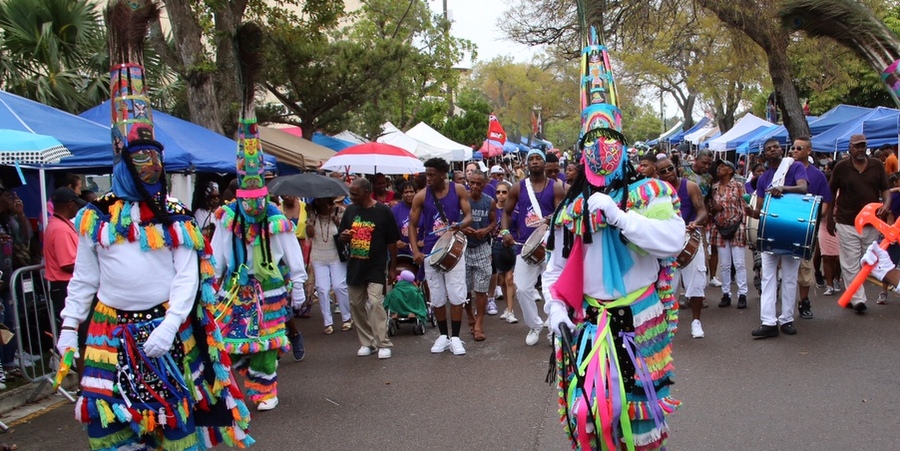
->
[758, 193, 822, 260]
[676, 228, 703, 268]
[745, 193, 759, 248]
[520, 223, 549, 265]
[428, 231, 467, 272]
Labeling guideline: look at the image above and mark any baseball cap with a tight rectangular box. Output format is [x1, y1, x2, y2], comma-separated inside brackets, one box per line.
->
[850, 134, 867, 145]
[718, 160, 735, 171]
[490, 165, 503, 174]
[51, 187, 87, 207]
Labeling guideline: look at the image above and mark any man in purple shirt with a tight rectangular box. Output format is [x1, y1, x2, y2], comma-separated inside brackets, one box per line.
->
[789, 137, 833, 320]
[746, 138, 808, 338]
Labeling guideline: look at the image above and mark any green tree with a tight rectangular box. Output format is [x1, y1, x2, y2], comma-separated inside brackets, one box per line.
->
[441, 89, 491, 146]
[0, 0, 107, 113]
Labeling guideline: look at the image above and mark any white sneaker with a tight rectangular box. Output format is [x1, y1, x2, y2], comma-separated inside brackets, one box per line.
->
[834, 279, 843, 291]
[690, 319, 705, 339]
[506, 312, 518, 324]
[823, 286, 835, 296]
[877, 292, 888, 305]
[486, 299, 499, 315]
[431, 335, 451, 353]
[357, 346, 375, 357]
[709, 277, 723, 287]
[257, 397, 279, 411]
[377, 348, 392, 359]
[499, 309, 509, 320]
[449, 337, 466, 355]
[525, 327, 542, 346]
[495, 286, 503, 298]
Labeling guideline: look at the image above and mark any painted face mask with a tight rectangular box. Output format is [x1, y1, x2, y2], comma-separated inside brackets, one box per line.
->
[240, 195, 267, 218]
[130, 147, 162, 184]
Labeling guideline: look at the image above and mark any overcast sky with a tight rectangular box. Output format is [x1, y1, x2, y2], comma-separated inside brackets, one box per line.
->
[425, 0, 539, 67]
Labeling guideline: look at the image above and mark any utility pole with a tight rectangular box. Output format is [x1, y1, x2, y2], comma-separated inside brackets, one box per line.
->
[443, 0, 455, 118]
[660, 90, 665, 135]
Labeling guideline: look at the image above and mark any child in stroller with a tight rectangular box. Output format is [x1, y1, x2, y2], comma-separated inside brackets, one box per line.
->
[385, 269, 430, 335]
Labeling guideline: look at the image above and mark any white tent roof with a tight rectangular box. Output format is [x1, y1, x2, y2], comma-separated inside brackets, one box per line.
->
[405, 122, 473, 161]
[334, 130, 368, 144]
[686, 126, 719, 144]
[705, 114, 774, 151]
[377, 122, 453, 161]
[657, 120, 684, 141]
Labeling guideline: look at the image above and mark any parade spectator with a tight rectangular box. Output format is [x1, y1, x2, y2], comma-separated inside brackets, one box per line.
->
[826, 134, 890, 313]
[306, 197, 351, 335]
[710, 160, 749, 311]
[340, 178, 400, 359]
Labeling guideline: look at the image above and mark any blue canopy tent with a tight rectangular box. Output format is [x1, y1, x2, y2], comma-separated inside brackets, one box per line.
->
[698, 131, 722, 149]
[502, 141, 518, 153]
[0, 90, 110, 170]
[811, 107, 900, 152]
[737, 125, 783, 154]
[80, 100, 271, 173]
[666, 117, 710, 145]
[647, 139, 659, 146]
[311, 132, 354, 151]
[745, 115, 822, 152]
[862, 114, 900, 148]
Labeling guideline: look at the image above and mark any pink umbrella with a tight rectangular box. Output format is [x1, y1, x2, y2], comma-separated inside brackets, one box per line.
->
[479, 139, 504, 157]
[322, 142, 425, 174]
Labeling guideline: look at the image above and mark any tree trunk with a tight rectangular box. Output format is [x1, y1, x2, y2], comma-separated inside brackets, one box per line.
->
[214, 1, 248, 138]
[766, 38, 808, 140]
[159, 0, 224, 134]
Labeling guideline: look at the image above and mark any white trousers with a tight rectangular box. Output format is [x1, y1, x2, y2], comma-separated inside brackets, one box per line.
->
[837, 223, 881, 306]
[513, 255, 546, 329]
[760, 253, 801, 326]
[312, 260, 351, 327]
[718, 243, 748, 297]
[674, 244, 707, 298]
[425, 253, 468, 308]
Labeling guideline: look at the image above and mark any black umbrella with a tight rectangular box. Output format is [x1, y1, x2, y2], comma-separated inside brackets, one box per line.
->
[266, 173, 349, 199]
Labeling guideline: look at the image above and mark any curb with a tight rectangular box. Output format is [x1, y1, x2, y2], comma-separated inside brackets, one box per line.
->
[0, 374, 77, 416]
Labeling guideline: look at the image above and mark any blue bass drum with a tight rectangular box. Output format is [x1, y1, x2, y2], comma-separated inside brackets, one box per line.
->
[758, 193, 822, 260]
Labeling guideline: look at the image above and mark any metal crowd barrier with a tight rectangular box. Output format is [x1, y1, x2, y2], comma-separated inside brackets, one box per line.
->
[8, 264, 76, 420]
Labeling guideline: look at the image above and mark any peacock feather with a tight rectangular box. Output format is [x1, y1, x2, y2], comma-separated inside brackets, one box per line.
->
[780, 0, 900, 106]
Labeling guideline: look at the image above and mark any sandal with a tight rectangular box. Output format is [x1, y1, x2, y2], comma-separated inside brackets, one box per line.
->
[473, 329, 486, 341]
[341, 320, 353, 331]
[324, 325, 334, 335]
[0, 444, 17, 451]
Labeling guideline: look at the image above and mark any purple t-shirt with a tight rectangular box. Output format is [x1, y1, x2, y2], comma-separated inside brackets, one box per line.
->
[391, 201, 412, 246]
[756, 161, 809, 198]
[803, 164, 833, 203]
[422, 182, 462, 253]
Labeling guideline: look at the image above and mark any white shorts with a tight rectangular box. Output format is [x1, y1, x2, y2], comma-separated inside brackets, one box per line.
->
[676, 245, 707, 298]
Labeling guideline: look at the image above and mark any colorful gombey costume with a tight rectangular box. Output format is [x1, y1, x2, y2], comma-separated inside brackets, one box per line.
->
[211, 199, 304, 404]
[73, 195, 253, 450]
[209, 22, 307, 409]
[541, 9, 685, 451]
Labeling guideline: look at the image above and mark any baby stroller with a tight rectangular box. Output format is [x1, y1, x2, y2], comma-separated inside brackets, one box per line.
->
[385, 256, 431, 336]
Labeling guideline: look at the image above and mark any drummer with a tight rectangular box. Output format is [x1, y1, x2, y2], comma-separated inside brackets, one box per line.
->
[789, 137, 833, 320]
[501, 149, 566, 346]
[656, 157, 709, 338]
[409, 158, 473, 356]
[745, 138, 808, 338]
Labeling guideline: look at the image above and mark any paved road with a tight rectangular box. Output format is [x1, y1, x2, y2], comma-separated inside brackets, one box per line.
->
[5, 280, 900, 450]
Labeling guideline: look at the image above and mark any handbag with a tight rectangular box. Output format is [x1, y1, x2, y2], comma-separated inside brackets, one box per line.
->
[334, 234, 350, 262]
[715, 217, 741, 240]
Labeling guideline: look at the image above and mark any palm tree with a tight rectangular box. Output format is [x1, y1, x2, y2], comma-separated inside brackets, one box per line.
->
[0, 0, 108, 113]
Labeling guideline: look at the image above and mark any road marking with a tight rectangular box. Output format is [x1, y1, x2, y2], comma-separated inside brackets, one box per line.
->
[7, 399, 67, 427]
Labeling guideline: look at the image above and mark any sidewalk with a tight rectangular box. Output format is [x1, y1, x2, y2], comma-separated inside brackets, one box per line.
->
[0, 375, 75, 429]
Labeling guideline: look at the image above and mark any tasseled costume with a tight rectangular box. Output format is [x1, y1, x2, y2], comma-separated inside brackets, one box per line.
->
[550, 179, 681, 451]
[212, 201, 294, 403]
[75, 194, 254, 450]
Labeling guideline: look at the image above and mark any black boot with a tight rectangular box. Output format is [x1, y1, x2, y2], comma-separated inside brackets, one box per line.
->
[736, 294, 747, 309]
[718, 293, 732, 308]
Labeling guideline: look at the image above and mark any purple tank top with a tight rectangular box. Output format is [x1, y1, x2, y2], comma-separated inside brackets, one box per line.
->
[514, 178, 556, 242]
[678, 177, 696, 223]
[422, 182, 462, 253]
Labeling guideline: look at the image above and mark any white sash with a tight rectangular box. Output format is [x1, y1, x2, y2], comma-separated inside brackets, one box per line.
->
[768, 157, 794, 190]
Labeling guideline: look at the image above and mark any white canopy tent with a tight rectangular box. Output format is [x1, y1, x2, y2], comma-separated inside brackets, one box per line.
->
[686, 126, 719, 145]
[334, 130, 368, 144]
[656, 120, 684, 142]
[405, 122, 473, 161]
[377, 122, 451, 161]
[704, 114, 774, 151]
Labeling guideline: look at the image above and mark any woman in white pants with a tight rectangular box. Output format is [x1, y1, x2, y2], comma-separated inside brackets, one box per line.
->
[710, 161, 749, 309]
[307, 197, 352, 334]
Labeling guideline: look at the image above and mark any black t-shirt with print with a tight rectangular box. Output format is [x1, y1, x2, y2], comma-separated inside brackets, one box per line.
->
[339, 202, 400, 286]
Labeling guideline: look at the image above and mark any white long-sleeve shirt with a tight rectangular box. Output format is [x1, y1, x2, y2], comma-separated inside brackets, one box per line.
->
[61, 233, 199, 329]
[211, 222, 307, 301]
[542, 193, 685, 310]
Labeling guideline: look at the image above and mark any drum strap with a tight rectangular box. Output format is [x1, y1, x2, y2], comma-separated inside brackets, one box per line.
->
[429, 185, 449, 224]
[525, 179, 544, 222]
[769, 157, 794, 190]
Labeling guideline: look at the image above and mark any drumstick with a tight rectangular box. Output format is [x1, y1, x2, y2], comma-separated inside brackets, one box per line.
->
[428, 222, 460, 236]
[424, 247, 444, 257]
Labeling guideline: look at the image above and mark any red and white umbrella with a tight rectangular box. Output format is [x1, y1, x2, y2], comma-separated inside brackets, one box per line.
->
[322, 142, 425, 174]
